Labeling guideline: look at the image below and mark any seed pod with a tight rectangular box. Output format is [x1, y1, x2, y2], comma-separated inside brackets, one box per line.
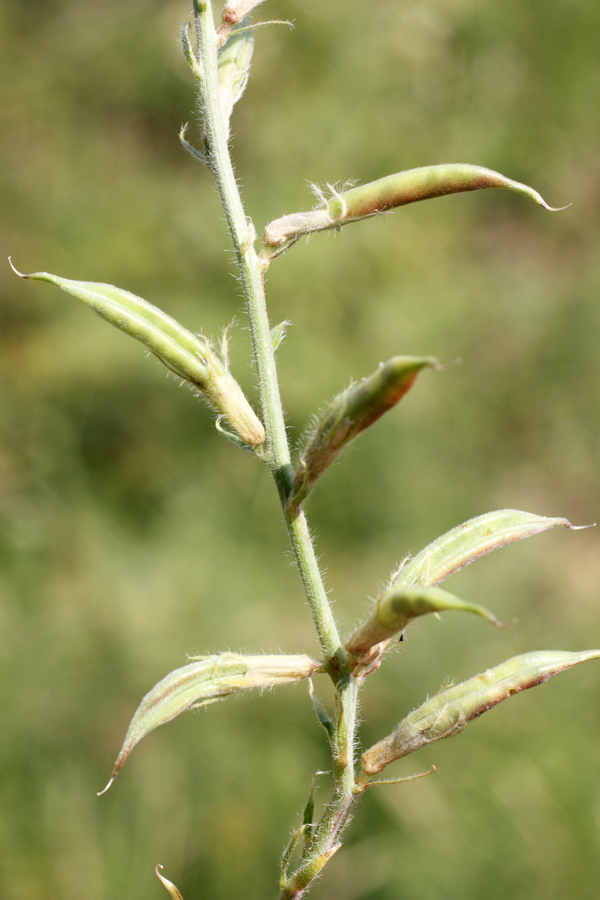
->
[345, 586, 501, 662]
[217, 21, 254, 140]
[263, 164, 562, 248]
[99, 653, 320, 793]
[221, 0, 267, 28]
[361, 649, 600, 777]
[289, 356, 436, 508]
[391, 509, 572, 591]
[156, 867, 184, 900]
[10, 264, 265, 446]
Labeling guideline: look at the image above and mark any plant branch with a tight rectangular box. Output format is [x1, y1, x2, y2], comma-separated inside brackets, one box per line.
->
[191, 0, 343, 666]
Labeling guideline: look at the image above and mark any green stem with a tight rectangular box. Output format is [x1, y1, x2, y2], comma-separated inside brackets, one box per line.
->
[279, 675, 359, 900]
[192, 0, 342, 664]
[192, 6, 360, 896]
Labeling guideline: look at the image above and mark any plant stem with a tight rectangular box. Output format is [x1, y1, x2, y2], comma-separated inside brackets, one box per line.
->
[279, 674, 359, 899]
[192, 0, 342, 665]
[192, 6, 360, 895]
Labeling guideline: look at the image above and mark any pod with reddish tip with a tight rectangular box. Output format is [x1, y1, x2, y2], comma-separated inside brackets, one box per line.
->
[99, 653, 320, 794]
[289, 356, 436, 508]
[10, 265, 265, 447]
[360, 649, 600, 778]
[346, 586, 501, 662]
[263, 164, 561, 248]
[156, 867, 184, 900]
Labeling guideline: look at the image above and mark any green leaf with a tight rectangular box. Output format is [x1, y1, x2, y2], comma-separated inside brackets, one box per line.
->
[99, 653, 319, 794]
[270, 320, 289, 351]
[360, 649, 600, 777]
[10, 262, 265, 446]
[308, 679, 334, 740]
[218, 20, 254, 140]
[263, 164, 565, 248]
[391, 509, 572, 590]
[346, 586, 501, 663]
[289, 356, 437, 509]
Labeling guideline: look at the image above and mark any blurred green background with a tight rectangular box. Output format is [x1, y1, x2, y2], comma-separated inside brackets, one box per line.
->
[1, 0, 600, 898]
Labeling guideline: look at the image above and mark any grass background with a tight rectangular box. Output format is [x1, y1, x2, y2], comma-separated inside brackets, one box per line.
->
[1, 0, 600, 898]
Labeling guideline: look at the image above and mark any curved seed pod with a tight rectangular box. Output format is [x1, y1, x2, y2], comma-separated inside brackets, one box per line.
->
[391, 509, 572, 591]
[361, 649, 600, 777]
[217, 21, 254, 140]
[10, 264, 265, 447]
[156, 867, 184, 900]
[99, 653, 320, 794]
[289, 356, 436, 509]
[263, 164, 562, 248]
[345, 586, 501, 661]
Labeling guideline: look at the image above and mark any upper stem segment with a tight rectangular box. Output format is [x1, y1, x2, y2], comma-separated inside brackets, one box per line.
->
[192, 0, 343, 665]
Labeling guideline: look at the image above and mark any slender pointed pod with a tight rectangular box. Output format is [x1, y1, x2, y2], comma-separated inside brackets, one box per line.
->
[99, 653, 320, 794]
[288, 356, 437, 509]
[390, 509, 572, 591]
[346, 586, 501, 666]
[263, 164, 564, 250]
[156, 866, 184, 900]
[9, 263, 265, 446]
[360, 649, 600, 779]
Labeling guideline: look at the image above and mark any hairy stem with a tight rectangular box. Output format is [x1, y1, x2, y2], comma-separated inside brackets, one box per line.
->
[278, 674, 359, 900]
[192, 0, 343, 665]
[192, 5, 360, 894]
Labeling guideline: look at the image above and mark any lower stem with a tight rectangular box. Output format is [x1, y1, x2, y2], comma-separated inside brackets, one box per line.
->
[280, 675, 359, 899]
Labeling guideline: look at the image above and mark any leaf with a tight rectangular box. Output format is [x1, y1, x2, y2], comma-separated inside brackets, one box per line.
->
[99, 653, 319, 794]
[346, 586, 501, 661]
[391, 509, 572, 590]
[270, 320, 289, 351]
[156, 866, 184, 900]
[263, 164, 565, 248]
[308, 678, 334, 740]
[360, 649, 600, 777]
[289, 356, 437, 509]
[218, 20, 254, 140]
[10, 262, 265, 446]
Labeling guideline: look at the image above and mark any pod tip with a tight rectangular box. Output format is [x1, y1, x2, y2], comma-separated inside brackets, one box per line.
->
[97, 774, 115, 797]
[8, 257, 27, 278]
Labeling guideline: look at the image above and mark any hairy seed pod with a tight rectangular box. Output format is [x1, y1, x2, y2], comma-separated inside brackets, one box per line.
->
[361, 649, 600, 777]
[390, 509, 572, 591]
[10, 264, 265, 446]
[289, 356, 436, 508]
[100, 653, 320, 793]
[346, 586, 501, 663]
[264, 163, 563, 247]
